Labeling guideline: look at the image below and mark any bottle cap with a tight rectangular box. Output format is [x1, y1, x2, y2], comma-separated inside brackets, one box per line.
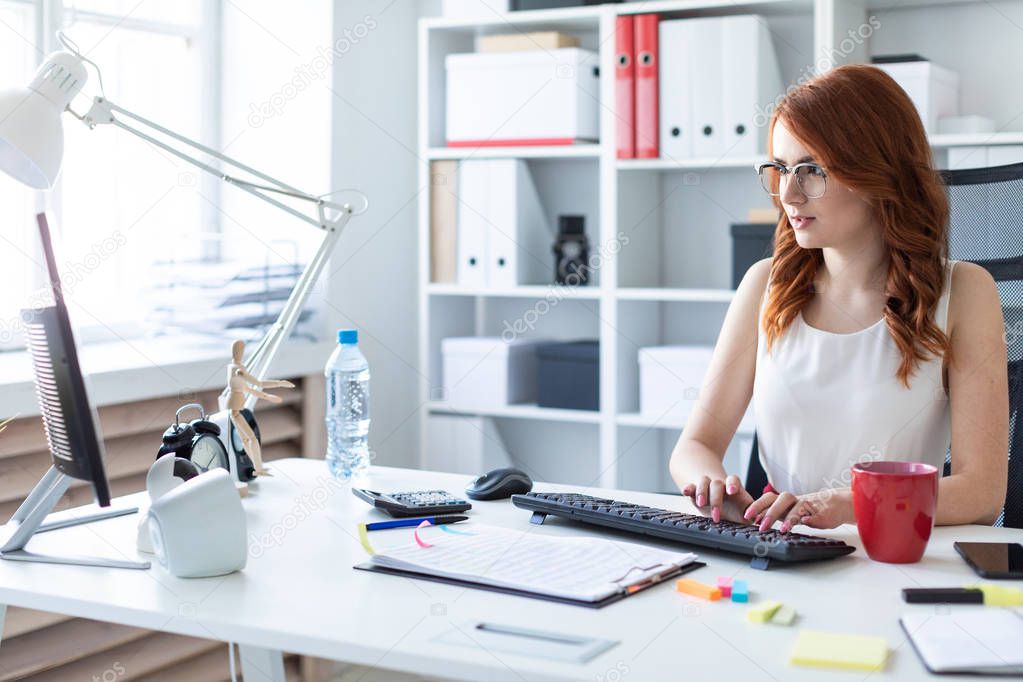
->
[338, 329, 358, 345]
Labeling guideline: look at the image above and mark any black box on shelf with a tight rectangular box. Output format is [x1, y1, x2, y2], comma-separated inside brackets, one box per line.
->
[730, 223, 775, 289]
[536, 340, 599, 411]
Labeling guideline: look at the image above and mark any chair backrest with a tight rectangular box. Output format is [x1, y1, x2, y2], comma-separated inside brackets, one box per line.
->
[943, 162, 1023, 528]
[745, 163, 1023, 528]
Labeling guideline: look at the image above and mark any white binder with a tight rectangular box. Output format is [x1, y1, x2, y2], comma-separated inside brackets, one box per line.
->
[721, 16, 783, 158]
[456, 159, 490, 287]
[659, 19, 693, 160]
[689, 17, 724, 158]
[660, 15, 782, 160]
[486, 159, 551, 289]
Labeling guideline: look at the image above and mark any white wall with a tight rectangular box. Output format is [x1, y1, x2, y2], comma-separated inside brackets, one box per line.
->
[330, 1, 437, 468]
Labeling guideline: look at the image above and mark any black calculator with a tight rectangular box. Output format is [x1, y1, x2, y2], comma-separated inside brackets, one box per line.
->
[353, 488, 472, 517]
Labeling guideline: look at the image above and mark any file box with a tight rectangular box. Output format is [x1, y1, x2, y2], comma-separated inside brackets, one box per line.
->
[537, 340, 599, 411]
[446, 48, 599, 146]
[442, 337, 543, 409]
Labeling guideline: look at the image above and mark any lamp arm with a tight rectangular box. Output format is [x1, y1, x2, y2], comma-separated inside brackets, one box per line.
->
[80, 97, 359, 230]
[71, 95, 365, 406]
[223, 210, 349, 411]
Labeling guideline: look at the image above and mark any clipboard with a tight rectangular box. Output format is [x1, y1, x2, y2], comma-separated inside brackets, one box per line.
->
[353, 560, 705, 609]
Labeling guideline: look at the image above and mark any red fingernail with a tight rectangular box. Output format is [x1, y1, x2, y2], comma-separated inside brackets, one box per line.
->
[697, 494, 706, 507]
[759, 518, 771, 532]
[712, 507, 720, 523]
[743, 508, 754, 520]
[727, 485, 737, 495]
[800, 516, 810, 524]
[779, 523, 790, 533]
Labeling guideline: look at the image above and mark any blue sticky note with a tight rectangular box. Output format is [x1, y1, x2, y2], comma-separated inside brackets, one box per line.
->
[732, 579, 749, 603]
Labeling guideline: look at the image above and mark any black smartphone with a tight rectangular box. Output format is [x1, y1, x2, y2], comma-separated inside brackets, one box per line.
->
[954, 541, 1023, 579]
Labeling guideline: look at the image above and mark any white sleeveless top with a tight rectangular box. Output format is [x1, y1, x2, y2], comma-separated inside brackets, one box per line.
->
[751, 261, 956, 494]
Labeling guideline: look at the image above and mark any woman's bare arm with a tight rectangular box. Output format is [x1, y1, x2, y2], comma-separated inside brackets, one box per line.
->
[669, 258, 771, 522]
[939, 261, 1008, 525]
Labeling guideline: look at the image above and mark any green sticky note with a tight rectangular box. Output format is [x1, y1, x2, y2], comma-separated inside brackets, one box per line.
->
[746, 600, 782, 623]
[789, 630, 888, 672]
[770, 604, 797, 626]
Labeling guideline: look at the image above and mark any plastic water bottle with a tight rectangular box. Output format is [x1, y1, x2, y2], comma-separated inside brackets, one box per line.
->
[325, 329, 371, 478]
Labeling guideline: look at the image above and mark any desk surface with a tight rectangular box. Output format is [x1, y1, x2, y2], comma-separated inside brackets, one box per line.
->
[1, 458, 1020, 682]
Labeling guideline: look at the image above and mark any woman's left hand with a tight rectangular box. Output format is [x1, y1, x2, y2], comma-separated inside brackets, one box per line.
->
[743, 488, 855, 533]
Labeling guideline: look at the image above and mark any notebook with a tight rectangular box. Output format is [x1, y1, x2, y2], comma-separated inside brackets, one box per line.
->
[354, 523, 700, 607]
[901, 609, 1023, 674]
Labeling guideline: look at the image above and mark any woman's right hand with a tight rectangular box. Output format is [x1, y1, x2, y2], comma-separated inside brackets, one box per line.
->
[680, 474, 754, 524]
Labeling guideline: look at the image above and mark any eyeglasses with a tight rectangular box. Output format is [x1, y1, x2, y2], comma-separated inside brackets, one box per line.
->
[755, 161, 828, 199]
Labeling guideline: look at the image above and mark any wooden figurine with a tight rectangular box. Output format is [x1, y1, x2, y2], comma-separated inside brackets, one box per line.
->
[226, 340, 294, 476]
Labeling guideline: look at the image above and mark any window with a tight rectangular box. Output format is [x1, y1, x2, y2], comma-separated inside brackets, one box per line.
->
[0, 0, 332, 350]
[0, 0, 39, 345]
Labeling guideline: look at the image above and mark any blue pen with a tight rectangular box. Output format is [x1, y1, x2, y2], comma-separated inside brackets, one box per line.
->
[364, 515, 468, 531]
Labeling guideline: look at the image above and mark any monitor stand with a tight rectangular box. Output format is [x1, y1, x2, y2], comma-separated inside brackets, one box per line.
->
[0, 466, 150, 569]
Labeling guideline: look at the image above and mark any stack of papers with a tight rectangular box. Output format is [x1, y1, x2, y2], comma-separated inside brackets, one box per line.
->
[365, 524, 698, 603]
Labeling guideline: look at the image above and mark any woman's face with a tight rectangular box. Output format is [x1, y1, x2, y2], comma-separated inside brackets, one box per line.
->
[771, 119, 877, 252]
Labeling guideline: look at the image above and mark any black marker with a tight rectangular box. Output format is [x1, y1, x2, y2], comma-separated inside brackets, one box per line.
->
[902, 588, 984, 604]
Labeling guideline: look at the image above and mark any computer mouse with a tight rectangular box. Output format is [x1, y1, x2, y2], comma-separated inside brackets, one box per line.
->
[465, 467, 533, 500]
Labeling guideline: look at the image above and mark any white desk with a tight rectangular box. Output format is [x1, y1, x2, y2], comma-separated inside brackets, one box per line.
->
[0, 458, 1020, 681]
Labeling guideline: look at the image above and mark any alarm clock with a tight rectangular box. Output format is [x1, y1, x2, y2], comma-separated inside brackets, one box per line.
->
[158, 403, 230, 472]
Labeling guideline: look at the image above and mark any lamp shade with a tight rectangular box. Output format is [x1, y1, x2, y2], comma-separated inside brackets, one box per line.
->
[0, 51, 87, 190]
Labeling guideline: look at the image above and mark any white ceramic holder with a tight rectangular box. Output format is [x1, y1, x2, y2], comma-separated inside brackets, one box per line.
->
[139, 458, 248, 578]
[136, 455, 190, 554]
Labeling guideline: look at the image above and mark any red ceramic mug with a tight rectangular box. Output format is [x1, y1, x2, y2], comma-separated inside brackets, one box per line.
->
[851, 461, 939, 563]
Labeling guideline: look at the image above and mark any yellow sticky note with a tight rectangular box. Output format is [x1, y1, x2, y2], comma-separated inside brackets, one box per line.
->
[358, 523, 375, 555]
[789, 630, 888, 672]
[746, 600, 782, 623]
[971, 583, 1023, 607]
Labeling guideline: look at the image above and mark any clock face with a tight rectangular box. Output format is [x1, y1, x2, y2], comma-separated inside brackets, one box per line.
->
[191, 435, 228, 472]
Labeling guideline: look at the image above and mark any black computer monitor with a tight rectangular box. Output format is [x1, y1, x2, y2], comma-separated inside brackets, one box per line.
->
[21, 213, 111, 506]
[0, 214, 145, 569]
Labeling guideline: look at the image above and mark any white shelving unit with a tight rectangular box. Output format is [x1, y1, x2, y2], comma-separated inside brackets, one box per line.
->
[417, 0, 1023, 493]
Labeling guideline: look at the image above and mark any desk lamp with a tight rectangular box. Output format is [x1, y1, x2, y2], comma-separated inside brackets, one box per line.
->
[0, 35, 366, 482]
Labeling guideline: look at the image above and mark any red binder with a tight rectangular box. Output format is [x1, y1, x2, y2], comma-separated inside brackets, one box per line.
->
[615, 15, 635, 159]
[634, 14, 660, 158]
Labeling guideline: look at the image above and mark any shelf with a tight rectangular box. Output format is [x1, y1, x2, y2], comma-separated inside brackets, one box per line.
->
[426, 145, 602, 160]
[424, 0, 812, 30]
[617, 412, 687, 429]
[617, 288, 735, 303]
[618, 155, 765, 172]
[928, 132, 1023, 148]
[618, 412, 756, 435]
[422, 5, 603, 31]
[428, 401, 602, 424]
[614, 0, 813, 16]
[428, 283, 602, 299]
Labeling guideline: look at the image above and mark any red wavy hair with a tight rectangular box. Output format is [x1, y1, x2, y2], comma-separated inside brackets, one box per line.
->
[762, 64, 950, 387]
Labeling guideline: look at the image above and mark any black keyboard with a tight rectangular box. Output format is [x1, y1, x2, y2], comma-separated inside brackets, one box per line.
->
[512, 492, 855, 569]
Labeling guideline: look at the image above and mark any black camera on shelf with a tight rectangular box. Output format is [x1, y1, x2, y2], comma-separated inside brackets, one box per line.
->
[552, 215, 589, 286]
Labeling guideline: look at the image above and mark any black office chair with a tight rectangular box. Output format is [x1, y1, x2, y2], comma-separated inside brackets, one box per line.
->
[745, 162, 1023, 528]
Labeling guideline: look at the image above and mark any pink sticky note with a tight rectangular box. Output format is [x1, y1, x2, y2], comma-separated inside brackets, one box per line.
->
[414, 519, 433, 548]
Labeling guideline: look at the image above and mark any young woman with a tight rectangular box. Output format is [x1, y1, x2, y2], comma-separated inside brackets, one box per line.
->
[669, 64, 1008, 532]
